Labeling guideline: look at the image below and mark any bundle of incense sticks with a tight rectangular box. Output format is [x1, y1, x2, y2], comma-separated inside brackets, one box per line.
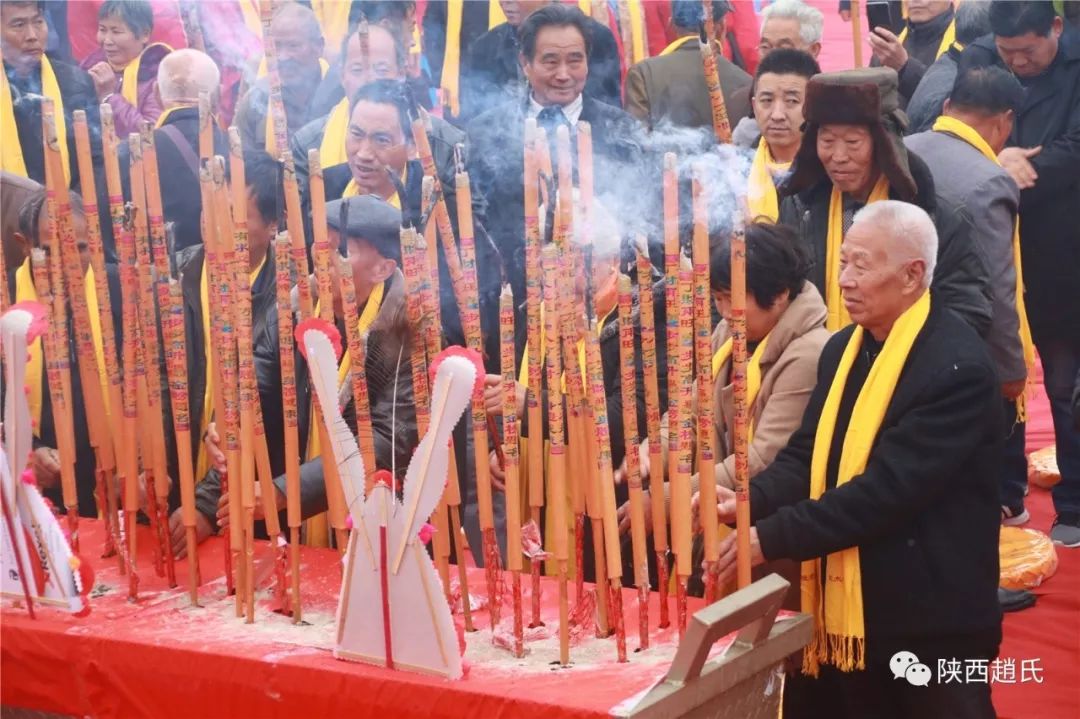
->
[699, 0, 732, 144]
[40, 99, 88, 550]
[582, 314, 627, 663]
[730, 214, 753, 589]
[523, 119, 545, 628]
[101, 106, 141, 598]
[572, 123, 593, 603]
[661, 153, 680, 623]
[499, 285, 525, 657]
[338, 242, 378, 484]
[73, 110, 124, 564]
[541, 243, 569, 667]
[399, 224, 434, 458]
[308, 149, 349, 552]
[453, 156, 501, 630]
[616, 273, 650, 649]
[673, 256, 696, 634]
[692, 163, 720, 602]
[274, 234, 303, 621]
[634, 239, 668, 628]
[129, 132, 175, 586]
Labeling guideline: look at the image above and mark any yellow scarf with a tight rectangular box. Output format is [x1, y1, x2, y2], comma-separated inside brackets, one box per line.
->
[932, 115, 1035, 417]
[747, 142, 790, 222]
[319, 97, 351, 167]
[238, 0, 262, 39]
[195, 254, 268, 479]
[342, 177, 402, 209]
[121, 43, 172, 107]
[440, 0, 509, 116]
[306, 279, 385, 461]
[310, 0, 351, 59]
[825, 175, 891, 331]
[660, 34, 697, 56]
[712, 334, 771, 443]
[1, 55, 70, 184]
[153, 104, 193, 129]
[802, 289, 931, 676]
[264, 58, 329, 160]
[16, 258, 104, 433]
[898, 16, 957, 61]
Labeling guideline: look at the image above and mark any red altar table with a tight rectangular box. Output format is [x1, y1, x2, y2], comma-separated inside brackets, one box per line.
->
[2, 520, 711, 718]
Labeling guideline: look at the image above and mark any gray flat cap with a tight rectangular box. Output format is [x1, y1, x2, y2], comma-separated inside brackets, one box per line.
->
[326, 194, 402, 262]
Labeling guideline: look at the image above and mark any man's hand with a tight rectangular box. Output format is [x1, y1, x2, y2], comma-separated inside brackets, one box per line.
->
[30, 447, 61, 489]
[168, 508, 215, 559]
[138, 472, 174, 515]
[204, 422, 226, 473]
[216, 484, 286, 530]
[614, 439, 649, 485]
[692, 484, 737, 532]
[483, 375, 526, 418]
[1002, 379, 1027, 401]
[87, 62, 116, 101]
[868, 27, 909, 70]
[488, 450, 506, 492]
[998, 146, 1041, 189]
[617, 490, 653, 536]
[711, 527, 764, 585]
[839, 9, 851, 22]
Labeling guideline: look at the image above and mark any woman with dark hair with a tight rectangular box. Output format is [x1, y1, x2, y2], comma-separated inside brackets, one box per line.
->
[705, 220, 830, 492]
[82, 0, 169, 136]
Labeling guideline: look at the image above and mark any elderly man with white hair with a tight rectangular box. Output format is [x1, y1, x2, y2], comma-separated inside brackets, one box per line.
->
[113, 48, 227, 252]
[759, 0, 824, 58]
[707, 201, 1002, 718]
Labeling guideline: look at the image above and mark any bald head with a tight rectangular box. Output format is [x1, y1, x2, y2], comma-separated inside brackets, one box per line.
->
[158, 49, 221, 107]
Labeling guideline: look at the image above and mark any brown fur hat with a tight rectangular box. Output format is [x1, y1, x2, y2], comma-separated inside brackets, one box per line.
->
[783, 68, 917, 200]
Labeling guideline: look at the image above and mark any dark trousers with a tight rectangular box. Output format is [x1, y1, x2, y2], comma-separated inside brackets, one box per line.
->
[783, 659, 995, 719]
[1037, 337, 1080, 515]
[1000, 399, 1030, 509]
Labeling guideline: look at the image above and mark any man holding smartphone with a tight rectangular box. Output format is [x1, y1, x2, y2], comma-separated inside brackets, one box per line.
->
[868, 0, 956, 104]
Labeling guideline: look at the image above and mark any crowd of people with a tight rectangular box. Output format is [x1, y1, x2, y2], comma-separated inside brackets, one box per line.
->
[3, 0, 1079, 716]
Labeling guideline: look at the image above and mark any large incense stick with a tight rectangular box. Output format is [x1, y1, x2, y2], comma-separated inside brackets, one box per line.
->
[541, 244, 569, 667]
[499, 285, 524, 657]
[259, 0, 291, 163]
[573, 122, 593, 602]
[308, 149, 349, 552]
[692, 164, 720, 602]
[852, 0, 864, 68]
[101, 105, 140, 598]
[730, 215, 752, 589]
[616, 274, 649, 649]
[453, 158, 501, 629]
[523, 119, 545, 628]
[673, 256, 695, 634]
[661, 154, 680, 625]
[72, 111, 124, 563]
[699, 1, 732, 144]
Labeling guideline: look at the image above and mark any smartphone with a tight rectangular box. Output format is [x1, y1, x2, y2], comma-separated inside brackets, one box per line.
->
[866, 0, 894, 33]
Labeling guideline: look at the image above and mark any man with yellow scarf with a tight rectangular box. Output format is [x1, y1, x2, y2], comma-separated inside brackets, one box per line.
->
[869, 0, 956, 105]
[907, 67, 1033, 531]
[6, 190, 123, 519]
[2, 0, 98, 188]
[778, 67, 990, 336]
[709, 201, 1002, 719]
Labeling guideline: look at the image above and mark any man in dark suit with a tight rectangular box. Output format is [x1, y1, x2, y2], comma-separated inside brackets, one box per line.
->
[467, 3, 643, 318]
[711, 201, 1002, 719]
[624, 0, 752, 132]
[459, 0, 622, 123]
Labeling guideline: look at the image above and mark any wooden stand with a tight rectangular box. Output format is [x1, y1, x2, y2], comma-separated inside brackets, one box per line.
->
[618, 575, 811, 719]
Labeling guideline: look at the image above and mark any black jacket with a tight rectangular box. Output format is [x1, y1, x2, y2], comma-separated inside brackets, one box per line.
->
[876, 5, 956, 104]
[4, 55, 100, 192]
[467, 96, 644, 328]
[316, 158, 503, 372]
[778, 151, 992, 336]
[5, 264, 123, 517]
[960, 29, 1080, 343]
[751, 299, 1002, 664]
[113, 107, 230, 254]
[459, 20, 622, 124]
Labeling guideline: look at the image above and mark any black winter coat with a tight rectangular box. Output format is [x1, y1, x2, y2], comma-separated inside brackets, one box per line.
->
[778, 151, 992, 336]
[751, 299, 1002, 664]
[960, 28, 1080, 343]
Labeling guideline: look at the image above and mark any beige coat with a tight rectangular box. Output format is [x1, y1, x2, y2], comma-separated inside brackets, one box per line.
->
[709, 281, 830, 488]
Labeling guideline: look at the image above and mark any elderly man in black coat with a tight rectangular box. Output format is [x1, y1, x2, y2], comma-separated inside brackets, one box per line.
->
[777, 67, 990, 336]
[467, 3, 644, 328]
[959, 0, 1080, 548]
[710, 200, 1002, 719]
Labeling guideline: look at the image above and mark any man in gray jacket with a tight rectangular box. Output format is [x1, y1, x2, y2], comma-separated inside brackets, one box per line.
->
[906, 66, 1029, 525]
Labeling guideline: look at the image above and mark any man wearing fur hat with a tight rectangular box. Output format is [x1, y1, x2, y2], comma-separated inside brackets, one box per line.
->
[777, 67, 990, 335]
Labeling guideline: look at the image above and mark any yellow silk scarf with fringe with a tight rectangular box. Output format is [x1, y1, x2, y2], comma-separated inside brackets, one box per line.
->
[802, 289, 930, 676]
